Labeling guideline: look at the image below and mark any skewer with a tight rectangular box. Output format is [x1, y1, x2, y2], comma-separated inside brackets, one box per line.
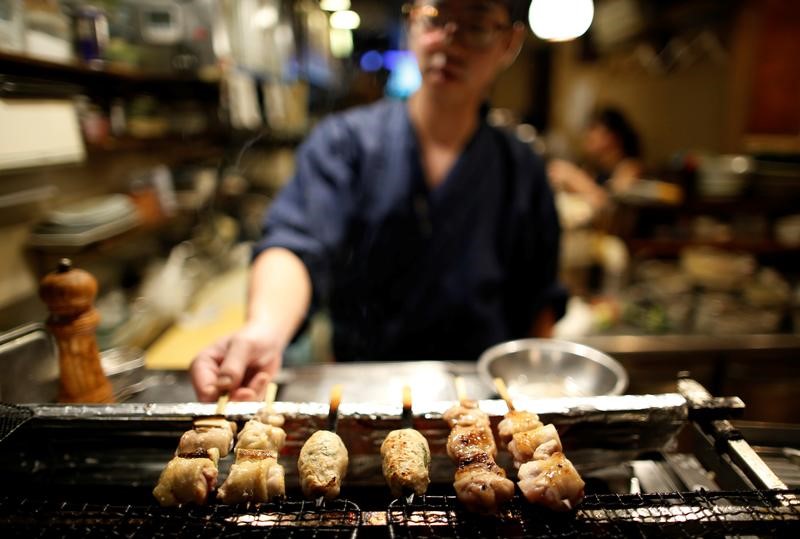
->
[493, 377, 515, 411]
[444, 377, 515, 514]
[454, 376, 468, 405]
[215, 392, 229, 416]
[401, 385, 415, 504]
[401, 385, 413, 429]
[263, 382, 278, 411]
[327, 384, 343, 432]
[317, 384, 344, 507]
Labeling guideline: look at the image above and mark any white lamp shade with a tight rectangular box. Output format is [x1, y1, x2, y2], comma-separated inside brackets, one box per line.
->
[529, 0, 594, 42]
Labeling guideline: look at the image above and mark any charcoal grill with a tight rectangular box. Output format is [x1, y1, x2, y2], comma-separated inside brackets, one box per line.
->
[1, 376, 799, 538]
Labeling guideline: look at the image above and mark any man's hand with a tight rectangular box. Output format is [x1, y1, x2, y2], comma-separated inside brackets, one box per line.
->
[190, 323, 285, 402]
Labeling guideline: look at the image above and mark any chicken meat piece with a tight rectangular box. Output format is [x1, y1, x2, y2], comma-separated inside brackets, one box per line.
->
[237, 418, 286, 453]
[443, 400, 491, 428]
[507, 424, 562, 466]
[153, 450, 219, 507]
[517, 452, 585, 511]
[444, 402, 513, 514]
[497, 410, 543, 448]
[254, 410, 285, 427]
[453, 453, 515, 514]
[297, 430, 348, 499]
[447, 423, 497, 461]
[178, 420, 237, 457]
[217, 449, 286, 503]
[381, 428, 431, 497]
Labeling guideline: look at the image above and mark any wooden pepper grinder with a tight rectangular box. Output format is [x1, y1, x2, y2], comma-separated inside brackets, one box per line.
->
[39, 258, 114, 403]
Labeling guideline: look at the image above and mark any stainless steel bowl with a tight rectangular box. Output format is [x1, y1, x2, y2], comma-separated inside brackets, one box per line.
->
[477, 339, 628, 399]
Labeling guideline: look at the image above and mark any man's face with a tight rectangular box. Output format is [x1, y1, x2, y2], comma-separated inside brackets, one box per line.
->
[408, 0, 518, 97]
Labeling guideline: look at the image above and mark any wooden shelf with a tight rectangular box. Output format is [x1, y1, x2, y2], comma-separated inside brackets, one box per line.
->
[627, 238, 800, 257]
[85, 134, 225, 155]
[0, 50, 219, 87]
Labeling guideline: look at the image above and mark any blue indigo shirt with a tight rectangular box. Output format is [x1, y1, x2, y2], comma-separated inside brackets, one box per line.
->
[254, 98, 566, 362]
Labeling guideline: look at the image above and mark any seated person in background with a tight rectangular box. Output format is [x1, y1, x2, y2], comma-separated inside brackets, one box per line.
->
[548, 107, 644, 214]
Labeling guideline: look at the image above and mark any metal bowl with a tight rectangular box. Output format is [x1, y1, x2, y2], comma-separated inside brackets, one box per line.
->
[477, 339, 628, 399]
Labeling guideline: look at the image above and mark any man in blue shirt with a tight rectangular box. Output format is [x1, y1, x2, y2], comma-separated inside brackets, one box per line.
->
[192, 0, 566, 401]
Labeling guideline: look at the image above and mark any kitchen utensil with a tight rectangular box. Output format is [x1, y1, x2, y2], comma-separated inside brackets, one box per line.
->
[477, 339, 628, 400]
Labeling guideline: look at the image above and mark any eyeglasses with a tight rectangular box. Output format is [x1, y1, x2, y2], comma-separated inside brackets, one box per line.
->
[404, 3, 513, 51]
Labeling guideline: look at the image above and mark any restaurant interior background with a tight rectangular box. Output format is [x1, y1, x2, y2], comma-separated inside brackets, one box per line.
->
[1, 0, 799, 422]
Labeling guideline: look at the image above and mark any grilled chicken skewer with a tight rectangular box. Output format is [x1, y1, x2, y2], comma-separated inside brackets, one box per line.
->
[494, 377, 585, 511]
[153, 393, 236, 506]
[443, 377, 515, 514]
[218, 383, 287, 503]
[297, 385, 349, 502]
[381, 386, 431, 501]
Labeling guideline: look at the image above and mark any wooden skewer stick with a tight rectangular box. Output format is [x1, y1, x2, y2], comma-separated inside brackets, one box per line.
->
[327, 384, 343, 432]
[454, 376, 468, 405]
[493, 377, 515, 412]
[401, 385, 413, 429]
[400, 384, 416, 504]
[215, 392, 230, 416]
[263, 382, 278, 411]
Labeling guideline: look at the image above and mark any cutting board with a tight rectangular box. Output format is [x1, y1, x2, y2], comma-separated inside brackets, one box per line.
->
[145, 267, 246, 370]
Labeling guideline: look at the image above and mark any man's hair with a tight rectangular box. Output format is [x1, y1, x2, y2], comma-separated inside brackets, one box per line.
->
[495, 0, 529, 23]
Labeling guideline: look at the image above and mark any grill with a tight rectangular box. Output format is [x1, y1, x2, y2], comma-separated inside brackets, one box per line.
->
[1, 377, 798, 537]
[0, 403, 33, 443]
[388, 491, 800, 538]
[1, 491, 798, 538]
[0, 497, 361, 538]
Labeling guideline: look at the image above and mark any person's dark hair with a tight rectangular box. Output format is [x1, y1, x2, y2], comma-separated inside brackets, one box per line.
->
[495, 0, 528, 23]
[591, 107, 642, 159]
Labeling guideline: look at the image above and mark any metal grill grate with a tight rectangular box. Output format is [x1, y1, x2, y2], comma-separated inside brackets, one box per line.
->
[0, 403, 33, 444]
[0, 497, 361, 538]
[2, 491, 799, 538]
[387, 490, 800, 538]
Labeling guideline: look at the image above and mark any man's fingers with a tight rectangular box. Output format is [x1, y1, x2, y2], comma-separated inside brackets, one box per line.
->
[190, 354, 221, 402]
[231, 387, 258, 401]
[218, 337, 254, 393]
[245, 371, 272, 399]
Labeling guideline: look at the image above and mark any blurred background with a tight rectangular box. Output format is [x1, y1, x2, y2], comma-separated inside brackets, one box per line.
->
[1, 0, 799, 420]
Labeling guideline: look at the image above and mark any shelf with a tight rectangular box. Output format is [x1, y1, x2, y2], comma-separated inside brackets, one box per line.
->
[627, 238, 800, 257]
[0, 50, 219, 87]
[85, 135, 225, 155]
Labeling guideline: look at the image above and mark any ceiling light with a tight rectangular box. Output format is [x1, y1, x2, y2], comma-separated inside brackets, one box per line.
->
[253, 6, 279, 29]
[330, 28, 354, 58]
[329, 9, 360, 30]
[529, 0, 594, 42]
[320, 0, 350, 11]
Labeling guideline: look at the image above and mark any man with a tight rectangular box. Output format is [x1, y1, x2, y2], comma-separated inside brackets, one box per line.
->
[192, 0, 566, 401]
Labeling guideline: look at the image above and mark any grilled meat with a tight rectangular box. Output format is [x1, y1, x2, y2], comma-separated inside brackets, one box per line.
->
[497, 410, 543, 448]
[498, 407, 585, 510]
[152, 449, 220, 507]
[381, 428, 431, 497]
[177, 419, 237, 457]
[517, 452, 585, 511]
[298, 430, 349, 499]
[217, 448, 285, 503]
[508, 424, 562, 466]
[444, 401, 514, 514]
[217, 414, 288, 504]
[236, 418, 286, 452]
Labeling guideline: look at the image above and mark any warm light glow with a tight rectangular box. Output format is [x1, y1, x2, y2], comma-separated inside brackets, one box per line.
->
[329, 9, 360, 30]
[529, 0, 594, 42]
[320, 0, 350, 11]
[329, 27, 354, 57]
[253, 5, 279, 29]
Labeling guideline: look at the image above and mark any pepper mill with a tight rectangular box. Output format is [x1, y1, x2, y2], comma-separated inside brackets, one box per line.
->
[39, 258, 114, 403]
